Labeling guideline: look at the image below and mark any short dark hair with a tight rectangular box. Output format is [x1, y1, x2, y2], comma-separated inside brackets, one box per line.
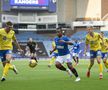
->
[6, 21, 13, 26]
[56, 27, 62, 32]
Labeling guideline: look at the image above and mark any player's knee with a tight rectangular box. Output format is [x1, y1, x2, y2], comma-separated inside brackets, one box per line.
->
[103, 59, 106, 63]
[73, 56, 75, 59]
[67, 63, 73, 69]
[6, 54, 12, 60]
[2, 62, 6, 67]
[55, 62, 61, 68]
[6, 59, 11, 63]
[97, 59, 101, 64]
[90, 61, 94, 66]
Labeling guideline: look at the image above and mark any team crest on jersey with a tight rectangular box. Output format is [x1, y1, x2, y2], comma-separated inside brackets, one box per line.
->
[2, 36, 7, 40]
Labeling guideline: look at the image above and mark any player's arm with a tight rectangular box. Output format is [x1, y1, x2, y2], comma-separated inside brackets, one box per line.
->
[105, 39, 108, 50]
[59, 37, 73, 45]
[50, 47, 57, 55]
[34, 42, 38, 50]
[99, 34, 104, 44]
[84, 38, 89, 54]
[13, 35, 23, 52]
[65, 41, 73, 45]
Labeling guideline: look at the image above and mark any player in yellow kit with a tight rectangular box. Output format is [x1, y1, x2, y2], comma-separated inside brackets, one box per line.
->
[84, 26, 103, 79]
[100, 32, 108, 70]
[0, 21, 23, 81]
[48, 41, 58, 68]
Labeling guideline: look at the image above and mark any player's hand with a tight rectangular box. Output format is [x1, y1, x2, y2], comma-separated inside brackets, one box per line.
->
[18, 49, 24, 54]
[106, 47, 108, 50]
[49, 50, 53, 55]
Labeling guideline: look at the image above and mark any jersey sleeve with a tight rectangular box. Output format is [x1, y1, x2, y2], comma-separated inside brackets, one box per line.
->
[105, 38, 108, 44]
[0, 29, 2, 35]
[78, 44, 80, 49]
[85, 36, 89, 45]
[64, 36, 70, 41]
[12, 33, 16, 41]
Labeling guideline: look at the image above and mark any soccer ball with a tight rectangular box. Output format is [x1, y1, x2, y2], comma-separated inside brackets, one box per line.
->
[29, 60, 37, 68]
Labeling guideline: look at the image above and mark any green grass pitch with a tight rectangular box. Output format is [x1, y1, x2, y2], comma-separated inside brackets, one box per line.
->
[0, 60, 108, 90]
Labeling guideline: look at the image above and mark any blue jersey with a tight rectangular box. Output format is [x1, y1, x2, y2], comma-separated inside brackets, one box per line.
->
[54, 36, 70, 56]
[73, 42, 80, 53]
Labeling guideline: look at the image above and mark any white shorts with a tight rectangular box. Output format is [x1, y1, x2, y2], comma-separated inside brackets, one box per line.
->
[56, 54, 72, 64]
[72, 52, 79, 57]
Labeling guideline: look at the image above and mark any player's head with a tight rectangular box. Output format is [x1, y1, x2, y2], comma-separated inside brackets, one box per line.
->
[100, 31, 104, 37]
[75, 40, 78, 43]
[5, 21, 13, 31]
[28, 37, 33, 42]
[56, 27, 63, 37]
[87, 26, 94, 34]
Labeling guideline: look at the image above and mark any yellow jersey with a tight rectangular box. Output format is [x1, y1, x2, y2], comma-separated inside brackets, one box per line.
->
[52, 41, 58, 53]
[85, 32, 101, 51]
[0, 28, 16, 50]
[101, 38, 108, 53]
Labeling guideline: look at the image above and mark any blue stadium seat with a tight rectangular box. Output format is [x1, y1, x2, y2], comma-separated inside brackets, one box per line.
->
[15, 31, 52, 42]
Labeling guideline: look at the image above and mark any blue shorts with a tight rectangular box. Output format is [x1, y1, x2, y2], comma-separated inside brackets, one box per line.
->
[50, 52, 58, 58]
[90, 50, 101, 59]
[0, 50, 12, 62]
[101, 52, 108, 59]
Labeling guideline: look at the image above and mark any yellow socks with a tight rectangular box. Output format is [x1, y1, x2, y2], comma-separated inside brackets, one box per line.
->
[99, 63, 103, 73]
[49, 57, 55, 66]
[9, 64, 14, 70]
[2, 63, 10, 77]
[2, 63, 14, 77]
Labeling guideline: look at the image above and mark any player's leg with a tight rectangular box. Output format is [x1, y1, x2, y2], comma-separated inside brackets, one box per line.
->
[48, 56, 56, 68]
[55, 61, 67, 71]
[103, 59, 108, 69]
[73, 56, 77, 63]
[48, 53, 57, 68]
[96, 50, 103, 79]
[66, 54, 80, 81]
[72, 53, 78, 66]
[102, 53, 108, 69]
[55, 60, 73, 77]
[86, 58, 94, 77]
[86, 50, 95, 77]
[72, 53, 77, 63]
[103, 58, 108, 72]
[55, 56, 67, 71]
[1, 54, 12, 81]
[33, 53, 38, 62]
[67, 63, 77, 76]
[30, 52, 38, 62]
[75, 54, 79, 66]
[30, 53, 34, 59]
[1, 51, 18, 81]
[2, 61, 6, 67]
[55, 56, 72, 74]
[76, 53, 79, 64]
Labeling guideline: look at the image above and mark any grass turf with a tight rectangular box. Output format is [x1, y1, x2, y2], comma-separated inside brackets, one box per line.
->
[0, 60, 108, 90]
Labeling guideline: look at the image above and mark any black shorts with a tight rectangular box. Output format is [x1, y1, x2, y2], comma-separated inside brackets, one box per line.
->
[30, 50, 36, 54]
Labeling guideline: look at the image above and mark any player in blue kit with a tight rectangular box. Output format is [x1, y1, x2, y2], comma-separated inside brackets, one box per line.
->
[70, 40, 80, 66]
[50, 28, 80, 82]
